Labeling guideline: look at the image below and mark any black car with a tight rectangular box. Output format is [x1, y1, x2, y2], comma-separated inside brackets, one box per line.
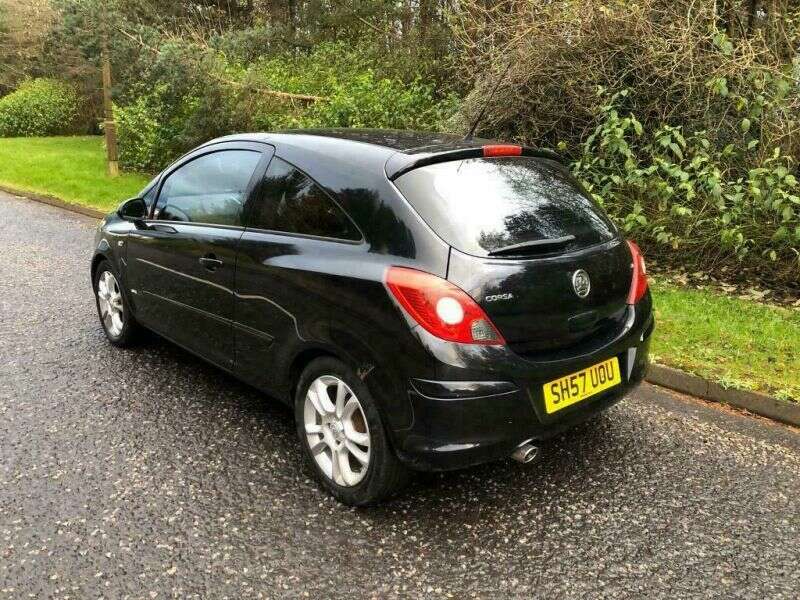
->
[91, 129, 653, 505]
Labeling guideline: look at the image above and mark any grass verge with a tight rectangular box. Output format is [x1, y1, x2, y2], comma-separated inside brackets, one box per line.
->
[0, 136, 149, 212]
[651, 280, 799, 402]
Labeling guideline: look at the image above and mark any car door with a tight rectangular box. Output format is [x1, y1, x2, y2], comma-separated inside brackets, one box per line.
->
[126, 142, 272, 369]
[234, 156, 364, 393]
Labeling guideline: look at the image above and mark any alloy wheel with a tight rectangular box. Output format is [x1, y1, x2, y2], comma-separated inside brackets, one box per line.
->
[97, 270, 124, 337]
[303, 375, 371, 487]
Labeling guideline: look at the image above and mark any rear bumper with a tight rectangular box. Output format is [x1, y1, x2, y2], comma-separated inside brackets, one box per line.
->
[392, 302, 653, 472]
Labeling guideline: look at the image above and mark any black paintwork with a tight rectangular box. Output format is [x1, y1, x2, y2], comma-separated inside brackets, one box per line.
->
[92, 129, 654, 471]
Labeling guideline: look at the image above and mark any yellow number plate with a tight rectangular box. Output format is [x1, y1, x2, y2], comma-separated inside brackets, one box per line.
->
[543, 357, 621, 414]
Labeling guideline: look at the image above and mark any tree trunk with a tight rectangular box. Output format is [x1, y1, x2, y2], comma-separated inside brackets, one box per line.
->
[101, 7, 118, 178]
[287, 0, 296, 37]
[401, 1, 413, 40]
[420, 0, 433, 39]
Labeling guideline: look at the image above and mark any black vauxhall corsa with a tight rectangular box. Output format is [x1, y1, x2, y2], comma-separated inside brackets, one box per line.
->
[91, 129, 653, 505]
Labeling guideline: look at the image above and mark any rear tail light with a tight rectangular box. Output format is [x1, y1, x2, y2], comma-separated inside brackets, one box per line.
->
[626, 240, 648, 304]
[384, 267, 505, 345]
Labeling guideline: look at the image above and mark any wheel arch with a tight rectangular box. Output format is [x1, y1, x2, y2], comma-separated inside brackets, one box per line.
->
[284, 339, 412, 454]
[91, 249, 138, 319]
[287, 346, 345, 402]
[90, 252, 110, 284]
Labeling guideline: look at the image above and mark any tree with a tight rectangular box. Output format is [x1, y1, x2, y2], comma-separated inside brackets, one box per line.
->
[0, 0, 55, 94]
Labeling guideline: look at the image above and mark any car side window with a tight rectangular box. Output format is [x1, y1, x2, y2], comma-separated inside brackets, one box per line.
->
[155, 150, 261, 226]
[250, 157, 361, 241]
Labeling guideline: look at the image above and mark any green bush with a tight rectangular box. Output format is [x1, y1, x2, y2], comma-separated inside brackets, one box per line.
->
[572, 88, 800, 285]
[115, 41, 240, 172]
[309, 72, 456, 130]
[116, 41, 457, 171]
[115, 87, 183, 173]
[244, 42, 458, 131]
[248, 72, 455, 132]
[0, 78, 80, 137]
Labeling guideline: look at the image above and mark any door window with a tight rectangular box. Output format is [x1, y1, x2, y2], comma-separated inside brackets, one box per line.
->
[155, 150, 261, 226]
[249, 157, 361, 241]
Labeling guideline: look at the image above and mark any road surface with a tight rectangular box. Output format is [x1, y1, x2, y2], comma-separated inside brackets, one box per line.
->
[1, 193, 798, 598]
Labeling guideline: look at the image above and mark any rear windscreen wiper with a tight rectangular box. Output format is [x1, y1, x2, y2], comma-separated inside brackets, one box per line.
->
[487, 235, 576, 257]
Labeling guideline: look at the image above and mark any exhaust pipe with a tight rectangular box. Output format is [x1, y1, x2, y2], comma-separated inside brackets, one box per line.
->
[511, 441, 539, 464]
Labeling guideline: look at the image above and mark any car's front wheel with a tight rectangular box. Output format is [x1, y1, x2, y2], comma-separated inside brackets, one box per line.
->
[93, 260, 140, 347]
[295, 357, 410, 505]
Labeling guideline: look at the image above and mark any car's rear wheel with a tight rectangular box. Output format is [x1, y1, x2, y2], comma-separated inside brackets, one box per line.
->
[295, 357, 410, 505]
[94, 260, 140, 347]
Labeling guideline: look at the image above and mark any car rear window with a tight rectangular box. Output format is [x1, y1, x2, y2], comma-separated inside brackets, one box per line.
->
[394, 157, 616, 257]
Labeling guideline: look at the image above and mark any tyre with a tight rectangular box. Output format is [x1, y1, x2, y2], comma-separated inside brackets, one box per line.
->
[93, 260, 141, 347]
[295, 357, 411, 506]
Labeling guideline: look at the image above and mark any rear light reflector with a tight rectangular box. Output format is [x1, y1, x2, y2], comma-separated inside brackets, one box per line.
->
[626, 240, 648, 304]
[483, 144, 522, 157]
[384, 266, 505, 345]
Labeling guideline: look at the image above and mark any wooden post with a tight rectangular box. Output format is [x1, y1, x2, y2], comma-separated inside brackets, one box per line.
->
[101, 7, 119, 177]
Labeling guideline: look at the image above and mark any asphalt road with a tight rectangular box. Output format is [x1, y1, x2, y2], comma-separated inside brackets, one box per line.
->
[1, 192, 799, 599]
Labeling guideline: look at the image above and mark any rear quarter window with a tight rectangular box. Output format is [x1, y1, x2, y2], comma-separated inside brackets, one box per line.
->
[249, 157, 361, 241]
[394, 157, 616, 257]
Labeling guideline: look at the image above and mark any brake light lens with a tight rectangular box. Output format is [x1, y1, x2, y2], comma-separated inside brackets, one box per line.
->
[384, 267, 505, 345]
[483, 144, 522, 157]
[626, 240, 648, 304]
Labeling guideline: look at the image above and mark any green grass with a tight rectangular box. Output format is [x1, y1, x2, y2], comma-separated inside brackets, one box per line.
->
[651, 280, 800, 402]
[0, 136, 149, 212]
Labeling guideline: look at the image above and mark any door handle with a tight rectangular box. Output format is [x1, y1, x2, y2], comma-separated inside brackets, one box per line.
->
[151, 224, 177, 234]
[199, 254, 224, 271]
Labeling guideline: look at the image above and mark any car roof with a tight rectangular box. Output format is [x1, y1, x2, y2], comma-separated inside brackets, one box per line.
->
[199, 129, 565, 180]
[202, 128, 493, 157]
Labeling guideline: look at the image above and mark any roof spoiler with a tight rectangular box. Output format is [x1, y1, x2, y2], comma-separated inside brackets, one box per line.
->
[385, 144, 564, 181]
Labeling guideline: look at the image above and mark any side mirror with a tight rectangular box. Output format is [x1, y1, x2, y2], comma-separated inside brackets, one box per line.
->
[118, 197, 147, 226]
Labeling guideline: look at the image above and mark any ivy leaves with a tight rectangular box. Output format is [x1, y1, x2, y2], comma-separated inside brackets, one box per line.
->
[572, 86, 799, 272]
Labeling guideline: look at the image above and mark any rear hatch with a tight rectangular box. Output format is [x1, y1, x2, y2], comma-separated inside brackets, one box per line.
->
[394, 155, 632, 359]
